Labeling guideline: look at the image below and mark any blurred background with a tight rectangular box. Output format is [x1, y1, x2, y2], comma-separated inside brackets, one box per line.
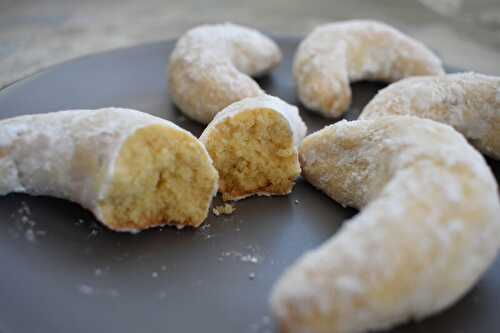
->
[1, 0, 499, 89]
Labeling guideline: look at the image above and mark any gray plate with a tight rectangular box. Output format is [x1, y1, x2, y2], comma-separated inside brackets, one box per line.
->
[0, 38, 498, 333]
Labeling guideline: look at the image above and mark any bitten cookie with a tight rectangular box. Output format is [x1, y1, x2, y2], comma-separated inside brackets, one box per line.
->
[200, 95, 307, 201]
[271, 116, 500, 333]
[0, 108, 218, 232]
[168, 23, 282, 124]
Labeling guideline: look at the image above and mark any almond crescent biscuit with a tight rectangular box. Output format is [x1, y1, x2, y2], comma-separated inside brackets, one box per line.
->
[200, 95, 306, 201]
[271, 116, 500, 333]
[168, 23, 282, 124]
[0, 108, 218, 232]
[294, 20, 444, 118]
[360, 72, 500, 159]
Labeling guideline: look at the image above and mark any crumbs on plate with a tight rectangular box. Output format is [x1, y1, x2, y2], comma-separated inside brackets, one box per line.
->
[212, 203, 236, 216]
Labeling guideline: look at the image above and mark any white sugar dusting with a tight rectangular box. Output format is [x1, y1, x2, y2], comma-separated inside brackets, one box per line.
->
[77, 284, 119, 297]
[241, 254, 259, 264]
[19, 201, 31, 215]
[251, 315, 271, 333]
[219, 245, 263, 264]
[335, 276, 365, 294]
[78, 284, 94, 295]
[25, 229, 36, 242]
[8, 201, 47, 243]
[198, 222, 215, 240]
[74, 218, 86, 226]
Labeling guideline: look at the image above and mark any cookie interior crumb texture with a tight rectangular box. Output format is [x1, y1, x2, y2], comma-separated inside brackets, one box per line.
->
[213, 203, 236, 216]
[204, 108, 300, 201]
[99, 125, 218, 230]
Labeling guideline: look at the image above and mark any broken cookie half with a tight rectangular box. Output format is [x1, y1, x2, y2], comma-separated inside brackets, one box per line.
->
[200, 95, 307, 201]
[0, 108, 218, 232]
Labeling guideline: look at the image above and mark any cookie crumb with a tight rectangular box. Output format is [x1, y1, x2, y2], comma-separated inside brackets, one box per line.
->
[25, 229, 36, 243]
[241, 254, 259, 264]
[213, 203, 236, 216]
[78, 284, 94, 295]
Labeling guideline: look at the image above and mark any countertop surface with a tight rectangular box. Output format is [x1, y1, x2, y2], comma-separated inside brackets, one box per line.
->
[1, 0, 500, 90]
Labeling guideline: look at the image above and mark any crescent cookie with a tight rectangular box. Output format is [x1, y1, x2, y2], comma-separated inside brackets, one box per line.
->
[360, 72, 500, 159]
[271, 117, 500, 333]
[200, 95, 307, 201]
[168, 23, 282, 124]
[293, 20, 445, 118]
[0, 108, 218, 232]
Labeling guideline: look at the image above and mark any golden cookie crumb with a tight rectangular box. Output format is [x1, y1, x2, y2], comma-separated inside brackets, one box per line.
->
[212, 203, 236, 216]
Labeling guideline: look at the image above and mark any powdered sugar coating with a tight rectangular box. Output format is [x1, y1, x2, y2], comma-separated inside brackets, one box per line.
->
[271, 117, 500, 333]
[200, 95, 307, 148]
[0, 108, 217, 232]
[293, 20, 445, 118]
[360, 72, 500, 159]
[168, 23, 282, 124]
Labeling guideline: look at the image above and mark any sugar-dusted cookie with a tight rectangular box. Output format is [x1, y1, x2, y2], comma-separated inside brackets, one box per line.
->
[168, 23, 282, 124]
[294, 20, 444, 118]
[361, 72, 500, 159]
[271, 116, 500, 333]
[200, 95, 306, 201]
[0, 108, 218, 232]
